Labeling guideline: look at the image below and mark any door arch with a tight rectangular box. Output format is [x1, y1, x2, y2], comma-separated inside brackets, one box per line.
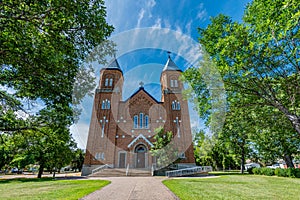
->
[135, 144, 147, 168]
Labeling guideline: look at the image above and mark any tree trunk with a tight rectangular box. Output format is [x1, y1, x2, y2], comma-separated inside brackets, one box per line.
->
[53, 167, 56, 178]
[240, 145, 245, 174]
[283, 153, 294, 168]
[37, 161, 44, 178]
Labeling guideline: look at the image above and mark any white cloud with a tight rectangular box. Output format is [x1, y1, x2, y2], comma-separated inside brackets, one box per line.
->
[196, 3, 208, 21]
[146, 0, 156, 8]
[185, 20, 192, 35]
[137, 8, 145, 27]
[152, 18, 162, 28]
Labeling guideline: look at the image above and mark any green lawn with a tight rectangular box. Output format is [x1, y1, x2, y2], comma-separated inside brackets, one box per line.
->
[163, 175, 300, 200]
[0, 178, 110, 200]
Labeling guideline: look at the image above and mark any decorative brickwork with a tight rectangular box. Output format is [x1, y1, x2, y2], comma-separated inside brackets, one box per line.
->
[82, 57, 195, 176]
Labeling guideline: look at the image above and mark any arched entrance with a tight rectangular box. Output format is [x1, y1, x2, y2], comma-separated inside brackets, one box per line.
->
[135, 144, 147, 168]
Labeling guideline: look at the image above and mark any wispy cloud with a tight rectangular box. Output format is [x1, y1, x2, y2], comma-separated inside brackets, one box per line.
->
[137, 8, 145, 27]
[152, 18, 162, 28]
[196, 3, 208, 21]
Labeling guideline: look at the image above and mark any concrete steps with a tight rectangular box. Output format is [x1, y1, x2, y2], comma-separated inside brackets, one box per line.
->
[89, 168, 151, 177]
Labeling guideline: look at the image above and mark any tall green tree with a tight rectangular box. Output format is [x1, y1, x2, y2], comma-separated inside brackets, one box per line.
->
[150, 127, 178, 169]
[1, 0, 114, 177]
[184, 0, 299, 168]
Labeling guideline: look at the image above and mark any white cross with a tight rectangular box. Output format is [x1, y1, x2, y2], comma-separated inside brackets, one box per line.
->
[100, 116, 109, 138]
[173, 117, 181, 138]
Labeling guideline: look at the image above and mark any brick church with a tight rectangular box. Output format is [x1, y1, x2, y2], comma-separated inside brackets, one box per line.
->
[82, 55, 195, 176]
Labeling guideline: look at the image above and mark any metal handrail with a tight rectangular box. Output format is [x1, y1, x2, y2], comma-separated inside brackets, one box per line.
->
[91, 164, 113, 174]
[166, 166, 212, 177]
[126, 163, 130, 176]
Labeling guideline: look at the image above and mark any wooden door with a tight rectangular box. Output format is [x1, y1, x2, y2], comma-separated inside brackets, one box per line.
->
[119, 153, 126, 168]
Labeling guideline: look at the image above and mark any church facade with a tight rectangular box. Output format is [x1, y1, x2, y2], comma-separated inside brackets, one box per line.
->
[82, 56, 195, 176]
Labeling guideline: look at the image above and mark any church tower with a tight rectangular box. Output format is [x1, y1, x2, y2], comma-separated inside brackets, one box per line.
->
[160, 55, 195, 164]
[82, 58, 123, 175]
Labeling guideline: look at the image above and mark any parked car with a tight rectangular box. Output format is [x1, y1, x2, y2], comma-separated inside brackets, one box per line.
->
[267, 163, 281, 169]
[245, 163, 260, 170]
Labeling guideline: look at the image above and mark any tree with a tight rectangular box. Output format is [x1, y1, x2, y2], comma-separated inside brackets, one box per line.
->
[184, 0, 299, 169]
[150, 127, 178, 169]
[0, 0, 114, 131]
[1, 1, 114, 177]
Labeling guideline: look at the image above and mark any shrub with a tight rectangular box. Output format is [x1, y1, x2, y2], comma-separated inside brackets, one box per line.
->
[247, 167, 255, 174]
[275, 168, 287, 177]
[261, 168, 275, 176]
[252, 168, 261, 175]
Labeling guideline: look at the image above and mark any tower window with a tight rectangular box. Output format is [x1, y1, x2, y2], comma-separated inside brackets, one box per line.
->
[174, 80, 178, 87]
[105, 78, 109, 86]
[170, 79, 178, 87]
[172, 100, 180, 110]
[109, 78, 113, 86]
[101, 99, 110, 109]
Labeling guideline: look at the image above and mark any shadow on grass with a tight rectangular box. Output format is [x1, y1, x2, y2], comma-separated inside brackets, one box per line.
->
[0, 177, 55, 184]
[209, 171, 250, 176]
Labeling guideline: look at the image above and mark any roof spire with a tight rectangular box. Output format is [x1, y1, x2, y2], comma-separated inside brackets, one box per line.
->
[163, 52, 182, 72]
[106, 56, 121, 70]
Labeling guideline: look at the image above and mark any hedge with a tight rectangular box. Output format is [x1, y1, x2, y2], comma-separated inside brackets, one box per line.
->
[251, 167, 300, 178]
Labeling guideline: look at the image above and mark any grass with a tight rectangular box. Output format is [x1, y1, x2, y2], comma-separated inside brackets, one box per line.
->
[163, 174, 300, 200]
[0, 178, 110, 200]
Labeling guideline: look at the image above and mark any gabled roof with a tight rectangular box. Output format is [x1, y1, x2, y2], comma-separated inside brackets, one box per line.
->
[123, 86, 161, 104]
[163, 56, 182, 72]
[127, 134, 154, 148]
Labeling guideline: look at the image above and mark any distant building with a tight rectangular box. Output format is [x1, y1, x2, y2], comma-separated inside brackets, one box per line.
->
[82, 55, 195, 176]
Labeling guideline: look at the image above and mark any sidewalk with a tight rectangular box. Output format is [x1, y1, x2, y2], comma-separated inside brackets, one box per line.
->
[80, 177, 179, 200]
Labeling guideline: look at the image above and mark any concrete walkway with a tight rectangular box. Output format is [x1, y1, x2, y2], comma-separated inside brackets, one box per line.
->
[80, 177, 179, 200]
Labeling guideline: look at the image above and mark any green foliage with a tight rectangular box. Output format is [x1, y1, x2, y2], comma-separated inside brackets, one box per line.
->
[184, 0, 300, 168]
[150, 127, 178, 169]
[0, 0, 114, 177]
[275, 168, 287, 177]
[252, 168, 260, 175]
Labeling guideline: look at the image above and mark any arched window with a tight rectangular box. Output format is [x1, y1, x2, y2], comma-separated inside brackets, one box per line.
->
[109, 78, 113, 86]
[101, 100, 105, 109]
[172, 100, 181, 110]
[174, 80, 178, 87]
[177, 102, 181, 110]
[105, 78, 109, 86]
[139, 113, 144, 129]
[107, 100, 110, 109]
[170, 78, 178, 88]
[145, 115, 149, 128]
[134, 115, 138, 129]
[101, 99, 110, 110]
[133, 113, 149, 129]
[170, 80, 174, 87]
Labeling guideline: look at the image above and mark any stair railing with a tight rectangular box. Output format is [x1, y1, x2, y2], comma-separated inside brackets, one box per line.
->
[91, 164, 113, 174]
[126, 163, 130, 176]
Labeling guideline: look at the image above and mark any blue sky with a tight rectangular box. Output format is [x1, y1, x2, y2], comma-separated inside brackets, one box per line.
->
[71, 0, 252, 149]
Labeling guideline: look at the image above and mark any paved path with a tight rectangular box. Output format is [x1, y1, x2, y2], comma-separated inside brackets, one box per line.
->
[80, 177, 179, 200]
